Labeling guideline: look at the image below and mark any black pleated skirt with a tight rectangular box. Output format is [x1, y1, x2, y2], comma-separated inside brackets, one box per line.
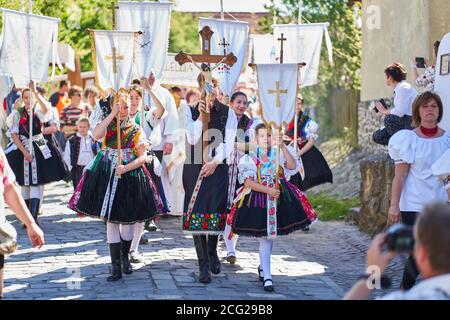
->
[290, 145, 333, 191]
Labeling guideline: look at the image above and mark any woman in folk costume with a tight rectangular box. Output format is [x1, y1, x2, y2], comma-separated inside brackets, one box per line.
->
[68, 92, 166, 282]
[286, 94, 332, 193]
[183, 78, 237, 284]
[5, 82, 69, 226]
[229, 123, 314, 292]
[126, 80, 169, 264]
[224, 91, 253, 265]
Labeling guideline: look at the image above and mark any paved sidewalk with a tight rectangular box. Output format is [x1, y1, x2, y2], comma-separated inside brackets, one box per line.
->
[3, 181, 403, 300]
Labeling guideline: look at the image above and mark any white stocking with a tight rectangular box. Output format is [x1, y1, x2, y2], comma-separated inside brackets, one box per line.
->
[21, 186, 31, 200]
[130, 222, 144, 252]
[224, 223, 238, 256]
[259, 238, 273, 281]
[120, 224, 135, 242]
[106, 223, 121, 244]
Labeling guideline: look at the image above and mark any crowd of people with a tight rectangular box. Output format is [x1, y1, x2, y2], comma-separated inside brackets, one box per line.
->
[0, 58, 449, 299]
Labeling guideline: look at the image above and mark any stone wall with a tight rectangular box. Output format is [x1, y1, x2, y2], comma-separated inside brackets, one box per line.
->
[357, 99, 390, 155]
[356, 154, 395, 236]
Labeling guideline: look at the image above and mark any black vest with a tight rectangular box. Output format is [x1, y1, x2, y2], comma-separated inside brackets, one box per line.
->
[186, 99, 229, 164]
[69, 135, 98, 167]
[18, 111, 42, 138]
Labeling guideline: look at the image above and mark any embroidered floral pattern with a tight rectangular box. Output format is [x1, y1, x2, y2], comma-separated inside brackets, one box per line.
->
[183, 212, 228, 232]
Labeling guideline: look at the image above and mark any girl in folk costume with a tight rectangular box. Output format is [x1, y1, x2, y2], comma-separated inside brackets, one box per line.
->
[68, 92, 165, 282]
[183, 79, 237, 284]
[126, 80, 169, 264]
[286, 94, 332, 216]
[229, 123, 315, 292]
[224, 92, 253, 265]
[5, 82, 69, 226]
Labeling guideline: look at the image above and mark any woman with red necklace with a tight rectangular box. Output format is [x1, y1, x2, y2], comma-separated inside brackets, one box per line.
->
[388, 91, 450, 290]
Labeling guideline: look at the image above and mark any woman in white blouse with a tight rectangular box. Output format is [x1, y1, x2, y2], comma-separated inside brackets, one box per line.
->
[373, 63, 418, 146]
[411, 41, 440, 93]
[388, 91, 450, 289]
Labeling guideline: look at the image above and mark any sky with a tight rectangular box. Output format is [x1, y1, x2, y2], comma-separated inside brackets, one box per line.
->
[172, 0, 285, 13]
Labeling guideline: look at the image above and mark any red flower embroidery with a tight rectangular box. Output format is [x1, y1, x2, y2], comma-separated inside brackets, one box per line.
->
[20, 117, 27, 126]
[205, 214, 210, 221]
[184, 221, 190, 229]
[202, 222, 209, 229]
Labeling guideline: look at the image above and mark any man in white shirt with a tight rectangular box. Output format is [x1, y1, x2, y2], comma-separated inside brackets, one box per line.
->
[344, 202, 450, 300]
[373, 63, 418, 146]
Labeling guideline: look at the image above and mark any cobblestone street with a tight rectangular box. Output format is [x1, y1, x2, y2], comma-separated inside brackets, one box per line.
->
[3, 181, 403, 300]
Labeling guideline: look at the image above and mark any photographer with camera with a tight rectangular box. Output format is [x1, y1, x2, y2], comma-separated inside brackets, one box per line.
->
[387, 91, 450, 290]
[372, 63, 418, 146]
[344, 203, 450, 300]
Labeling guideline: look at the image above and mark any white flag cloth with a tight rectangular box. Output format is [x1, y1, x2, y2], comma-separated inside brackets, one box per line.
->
[117, 1, 172, 79]
[198, 18, 249, 97]
[273, 23, 333, 87]
[256, 64, 298, 127]
[435, 32, 450, 131]
[91, 30, 137, 92]
[248, 34, 277, 64]
[0, 8, 59, 82]
[0, 75, 12, 100]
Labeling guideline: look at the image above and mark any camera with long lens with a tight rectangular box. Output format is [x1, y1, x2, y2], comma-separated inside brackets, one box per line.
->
[385, 224, 415, 253]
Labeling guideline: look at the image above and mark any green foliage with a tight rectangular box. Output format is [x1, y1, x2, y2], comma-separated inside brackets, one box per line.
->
[260, 0, 361, 140]
[308, 192, 359, 221]
[169, 11, 200, 54]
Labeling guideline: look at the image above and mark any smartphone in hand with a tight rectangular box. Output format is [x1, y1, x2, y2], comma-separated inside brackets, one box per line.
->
[415, 57, 426, 69]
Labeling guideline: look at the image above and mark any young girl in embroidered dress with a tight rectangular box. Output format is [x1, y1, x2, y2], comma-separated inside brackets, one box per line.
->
[229, 123, 315, 292]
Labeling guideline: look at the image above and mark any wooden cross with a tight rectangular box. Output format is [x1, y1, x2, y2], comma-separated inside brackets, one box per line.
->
[175, 26, 237, 67]
[268, 81, 288, 108]
[218, 36, 230, 56]
[278, 33, 287, 64]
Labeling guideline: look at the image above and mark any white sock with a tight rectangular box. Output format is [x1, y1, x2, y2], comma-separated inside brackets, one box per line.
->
[224, 223, 238, 256]
[130, 222, 144, 252]
[120, 224, 135, 242]
[106, 223, 121, 244]
[259, 238, 273, 282]
[21, 186, 31, 200]
[30, 185, 41, 199]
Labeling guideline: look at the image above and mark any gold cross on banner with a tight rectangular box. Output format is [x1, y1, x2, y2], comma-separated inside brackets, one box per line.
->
[104, 47, 124, 74]
[268, 81, 288, 108]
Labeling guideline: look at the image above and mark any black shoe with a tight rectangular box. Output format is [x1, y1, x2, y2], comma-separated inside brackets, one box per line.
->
[29, 198, 40, 227]
[207, 236, 221, 275]
[258, 265, 264, 282]
[120, 239, 133, 275]
[107, 243, 122, 282]
[145, 220, 157, 232]
[193, 235, 211, 283]
[302, 226, 310, 232]
[263, 279, 274, 292]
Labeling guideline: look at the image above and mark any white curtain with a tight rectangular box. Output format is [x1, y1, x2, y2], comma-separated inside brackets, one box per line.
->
[91, 30, 137, 92]
[198, 18, 249, 97]
[256, 63, 298, 127]
[0, 9, 59, 82]
[435, 32, 450, 131]
[273, 23, 333, 87]
[117, 1, 172, 79]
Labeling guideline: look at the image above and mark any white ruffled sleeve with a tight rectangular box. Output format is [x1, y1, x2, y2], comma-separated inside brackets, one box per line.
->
[35, 101, 53, 123]
[305, 119, 319, 140]
[6, 110, 20, 136]
[388, 130, 416, 164]
[281, 145, 301, 179]
[89, 106, 104, 131]
[238, 154, 258, 184]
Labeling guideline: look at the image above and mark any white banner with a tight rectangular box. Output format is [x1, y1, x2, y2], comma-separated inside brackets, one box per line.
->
[117, 1, 172, 79]
[91, 30, 137, 92]
[257, 63, 298, 127]
[198, 18, 248, 97]
[273, 23, 333, 87]
[248, 34, 276, 64]
[0, 8, 59, 82]
[435, 32, 450, 131]
[160, 53, 199, 87]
